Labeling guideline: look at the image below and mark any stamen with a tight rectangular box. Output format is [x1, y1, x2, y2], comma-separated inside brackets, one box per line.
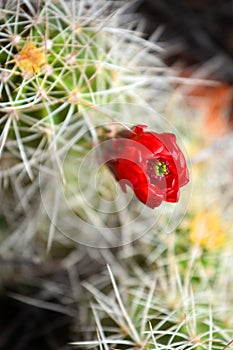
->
[154, 161, 168, 177]
[146, 159, 169, 184]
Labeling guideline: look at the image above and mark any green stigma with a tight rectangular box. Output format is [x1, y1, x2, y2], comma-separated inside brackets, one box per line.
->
[154, 161, 168, 177]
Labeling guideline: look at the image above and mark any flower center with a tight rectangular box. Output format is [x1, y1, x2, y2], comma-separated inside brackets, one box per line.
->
[154, 161, 168, 177]
[146, 159, 168, 184]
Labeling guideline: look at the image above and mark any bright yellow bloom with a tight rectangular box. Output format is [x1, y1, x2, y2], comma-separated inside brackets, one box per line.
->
[15, 41, 46, 77]
[190, 212, 226, 250]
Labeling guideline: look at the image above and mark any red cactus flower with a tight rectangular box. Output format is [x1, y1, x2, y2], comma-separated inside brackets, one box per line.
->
[105, 125, 189, 208]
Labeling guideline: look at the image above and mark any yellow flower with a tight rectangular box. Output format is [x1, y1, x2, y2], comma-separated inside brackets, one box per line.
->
[190, 212, 226, 250]
[15, 41, 46, 77]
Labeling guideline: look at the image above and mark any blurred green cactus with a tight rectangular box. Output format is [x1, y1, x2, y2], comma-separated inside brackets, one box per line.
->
[0, 0, 165, 184]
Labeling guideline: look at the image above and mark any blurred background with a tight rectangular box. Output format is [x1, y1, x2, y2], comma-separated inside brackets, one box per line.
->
[137, 0, 233, 82]
[0, 0, 233, 349]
